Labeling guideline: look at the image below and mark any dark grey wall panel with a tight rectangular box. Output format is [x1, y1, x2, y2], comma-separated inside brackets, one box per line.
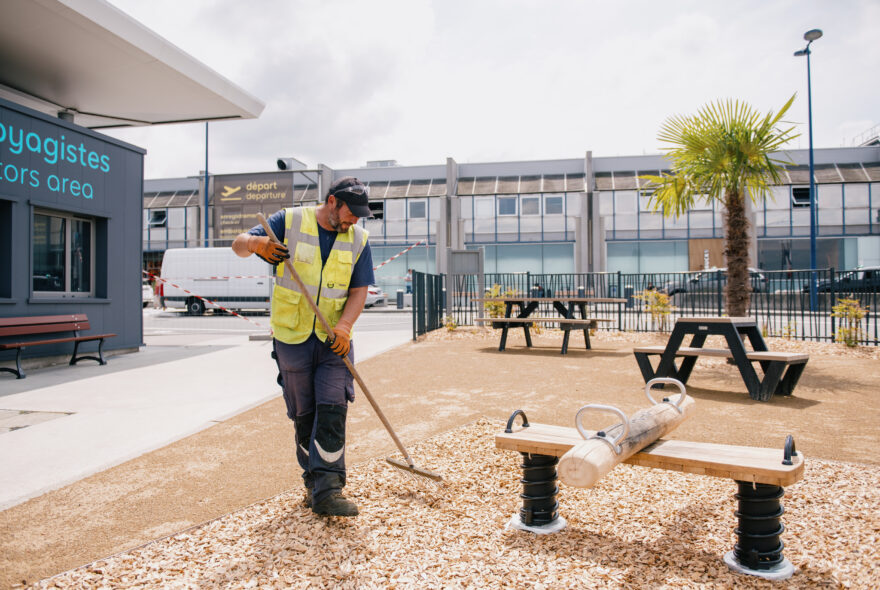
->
[0, 97, 145, 362]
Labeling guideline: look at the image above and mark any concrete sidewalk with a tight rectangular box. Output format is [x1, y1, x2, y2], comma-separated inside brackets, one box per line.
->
[0, 328, 412, 510]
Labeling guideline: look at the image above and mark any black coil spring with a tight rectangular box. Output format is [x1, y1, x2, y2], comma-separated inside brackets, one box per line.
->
[733, 481, 786, 570]
[519, 453, 559, 526]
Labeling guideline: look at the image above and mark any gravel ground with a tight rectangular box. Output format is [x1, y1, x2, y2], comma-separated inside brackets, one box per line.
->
[5, 328, 879, 589]
[32, 419, 879, 589]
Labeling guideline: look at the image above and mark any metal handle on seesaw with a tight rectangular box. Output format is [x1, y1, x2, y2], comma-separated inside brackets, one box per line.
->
[644, 377, 687, 414]
[574, 404, 630, 455]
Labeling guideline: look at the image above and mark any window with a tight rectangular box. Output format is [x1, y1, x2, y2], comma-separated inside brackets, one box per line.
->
[368, 201, 384, 220]
[409, 200, 426, 219]
[638, 190, 655, 211]
[791, 187, 811, 208]
[474, 197, 494, 217]
[33, 210, 94, 296]
[521, 196, 540, 216]
[148, 210, 167, 227]
[498, 196, 517, 216]
[545, 195, 563, 215]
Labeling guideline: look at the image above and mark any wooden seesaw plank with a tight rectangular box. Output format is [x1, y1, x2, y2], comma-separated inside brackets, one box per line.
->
[496, 424, 804, 487]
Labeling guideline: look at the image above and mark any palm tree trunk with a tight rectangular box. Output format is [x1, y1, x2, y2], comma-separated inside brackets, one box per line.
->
[724, 189, 751, 317]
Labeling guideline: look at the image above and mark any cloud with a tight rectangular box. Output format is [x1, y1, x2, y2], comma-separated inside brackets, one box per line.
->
[103, 0, 880, 177]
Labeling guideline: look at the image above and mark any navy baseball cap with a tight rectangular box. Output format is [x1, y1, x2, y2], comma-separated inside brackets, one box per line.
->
[328, 176, 373, 218]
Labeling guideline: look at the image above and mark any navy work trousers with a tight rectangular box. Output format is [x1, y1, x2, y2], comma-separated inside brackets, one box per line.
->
[273, 334, 355, 504]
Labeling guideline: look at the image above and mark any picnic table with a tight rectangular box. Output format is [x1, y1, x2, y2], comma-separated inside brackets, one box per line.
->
[474, 296, 625, 354]
[632, 317, 809, 401]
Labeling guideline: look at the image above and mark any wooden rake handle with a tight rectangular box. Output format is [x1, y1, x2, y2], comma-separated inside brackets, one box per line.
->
[256, 213, 416, 467]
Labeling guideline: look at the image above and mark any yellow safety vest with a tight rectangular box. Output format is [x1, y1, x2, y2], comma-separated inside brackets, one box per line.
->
[271, 206, 369, 344]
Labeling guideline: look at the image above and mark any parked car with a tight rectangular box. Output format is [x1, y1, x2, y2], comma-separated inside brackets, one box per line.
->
[663, 268, 768, 295]
[142, 280, 153, 308]
[803, 266, 880, 293]
[365, 285, 385, 308]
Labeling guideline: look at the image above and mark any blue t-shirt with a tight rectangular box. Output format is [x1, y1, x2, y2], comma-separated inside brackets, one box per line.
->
[247, 209, 375, 288]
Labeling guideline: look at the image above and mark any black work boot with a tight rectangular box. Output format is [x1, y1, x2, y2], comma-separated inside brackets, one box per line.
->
[303, 484, 313, 508]
[312, 491, 359, 517]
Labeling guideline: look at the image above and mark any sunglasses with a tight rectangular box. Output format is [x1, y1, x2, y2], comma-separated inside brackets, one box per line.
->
[335, 184, 369, 198]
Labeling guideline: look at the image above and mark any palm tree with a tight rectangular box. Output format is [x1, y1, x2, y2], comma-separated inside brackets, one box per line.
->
[642, 96, 798, 317]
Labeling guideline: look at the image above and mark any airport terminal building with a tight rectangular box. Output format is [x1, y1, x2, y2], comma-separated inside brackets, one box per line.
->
[143, 145, 880, 292]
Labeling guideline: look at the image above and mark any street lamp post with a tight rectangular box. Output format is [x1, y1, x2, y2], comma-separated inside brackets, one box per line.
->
[795, 28, 822, 311]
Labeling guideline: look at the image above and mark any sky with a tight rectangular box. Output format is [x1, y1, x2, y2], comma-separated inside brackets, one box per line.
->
[102, 0, 879, 180]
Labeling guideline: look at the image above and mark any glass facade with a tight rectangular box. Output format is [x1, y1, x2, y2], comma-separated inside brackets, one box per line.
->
[143, 206, 200, 250]
[457, 192, 580, 274]
[601, 181, 879, 272]
[607, 241, 689, 274]
[143, 150, 880, 280]
[363, 196, 439, 246]
[462, 192, 579, 244]
[370, 244, 436, 294]
[473, 243, 574, 274]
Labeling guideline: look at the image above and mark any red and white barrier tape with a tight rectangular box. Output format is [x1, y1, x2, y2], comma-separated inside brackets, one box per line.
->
[373, 240, 424, 270]
[158, 239, 426, 280]
[143, 270, 268, 330]
[160, 275, 275, 281]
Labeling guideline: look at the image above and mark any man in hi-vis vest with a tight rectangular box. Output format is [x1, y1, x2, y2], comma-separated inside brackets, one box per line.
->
[232, 177, 375, 517]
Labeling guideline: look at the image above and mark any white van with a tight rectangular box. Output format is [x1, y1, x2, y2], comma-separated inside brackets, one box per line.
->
[158, 247, 273, 315]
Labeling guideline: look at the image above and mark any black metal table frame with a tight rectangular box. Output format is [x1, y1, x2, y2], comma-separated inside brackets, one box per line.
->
[495, 299, 593, 354]
[636, 319, 768, 398]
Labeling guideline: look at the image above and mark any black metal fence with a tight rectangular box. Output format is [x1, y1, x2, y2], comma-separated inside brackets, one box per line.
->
[411, 271, 445, 341]
[413, 268, 879, 346]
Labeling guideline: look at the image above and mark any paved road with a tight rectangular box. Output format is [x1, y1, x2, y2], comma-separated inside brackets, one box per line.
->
[0, 308, 414, 509]
[143, 307, 412, 336]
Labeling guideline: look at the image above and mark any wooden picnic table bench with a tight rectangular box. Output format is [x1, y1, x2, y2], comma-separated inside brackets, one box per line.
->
[473, 296, 625, 354]
[632, 317, 809, 401]
[0, 314, 116, 379]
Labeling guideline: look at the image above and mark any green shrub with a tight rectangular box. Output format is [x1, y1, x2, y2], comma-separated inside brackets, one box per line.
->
[832, 298, 868, 347]
[483, 284, 516, 318]
[635, 289, 675, 332]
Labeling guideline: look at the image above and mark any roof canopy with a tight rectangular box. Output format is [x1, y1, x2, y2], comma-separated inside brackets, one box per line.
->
[0, 0, 264, 129]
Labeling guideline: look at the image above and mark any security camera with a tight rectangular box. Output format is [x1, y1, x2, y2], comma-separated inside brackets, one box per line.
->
[277, 157, 307, 171]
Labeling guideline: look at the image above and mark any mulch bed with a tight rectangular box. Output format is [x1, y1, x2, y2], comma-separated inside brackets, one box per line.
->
[33, 419, 879, 589]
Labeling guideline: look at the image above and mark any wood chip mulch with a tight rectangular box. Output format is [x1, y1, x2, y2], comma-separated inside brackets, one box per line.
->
[34, 419, 879, 589]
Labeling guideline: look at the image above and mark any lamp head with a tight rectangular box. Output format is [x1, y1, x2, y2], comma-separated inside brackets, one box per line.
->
[794, 49, 808, 57]
[804, 29, 823, 42]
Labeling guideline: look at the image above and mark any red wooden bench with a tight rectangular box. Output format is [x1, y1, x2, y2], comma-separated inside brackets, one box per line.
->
[0, 314, 116, 379]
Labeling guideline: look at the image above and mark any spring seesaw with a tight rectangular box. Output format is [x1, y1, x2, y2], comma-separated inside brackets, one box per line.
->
[495, 378, 804, 581]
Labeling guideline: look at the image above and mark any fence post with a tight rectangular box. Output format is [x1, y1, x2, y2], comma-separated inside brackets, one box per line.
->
[716, 269, 723, 316]
[617, 271, 622, 329]
[417, 272, 426, 336]
[829, 267, 836, 343]
[412, 272, 419, 340]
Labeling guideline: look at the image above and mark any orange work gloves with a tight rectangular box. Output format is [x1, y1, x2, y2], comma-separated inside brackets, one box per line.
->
[247, 235, 290, 264]
[330, 320, 353, 357]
